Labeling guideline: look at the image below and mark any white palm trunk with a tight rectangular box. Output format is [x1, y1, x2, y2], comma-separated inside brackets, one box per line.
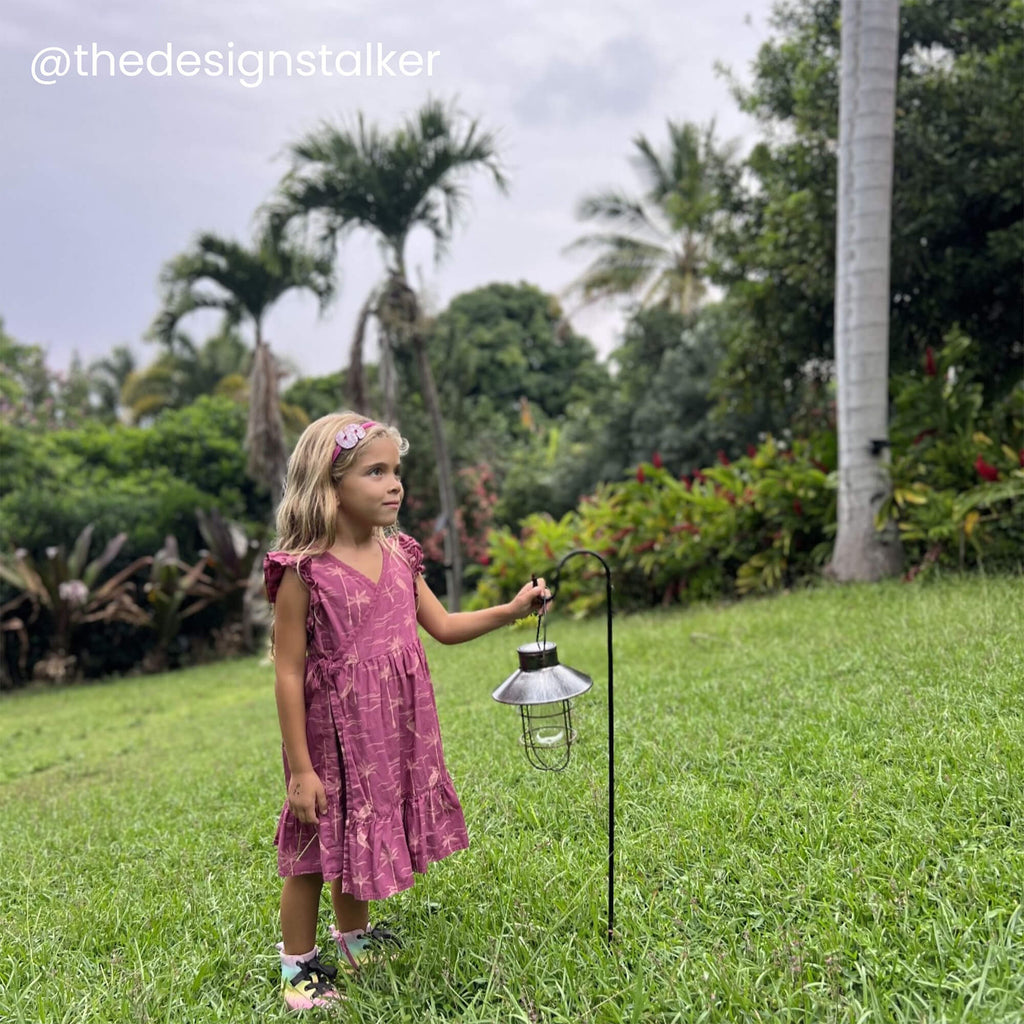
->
[830, 0, 903, 581]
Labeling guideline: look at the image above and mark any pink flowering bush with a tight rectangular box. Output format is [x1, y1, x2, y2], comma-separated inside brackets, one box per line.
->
[405, 463, 499, 583]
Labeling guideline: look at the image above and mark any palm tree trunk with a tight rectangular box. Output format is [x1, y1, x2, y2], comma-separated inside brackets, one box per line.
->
[245, 322, 287, 655]
[245, 325, 287, 506]
[348, 291, 375, 413]
[829, 0, 903, 581]
[412, 331, 462, 611]
[380, 331, 398, 426]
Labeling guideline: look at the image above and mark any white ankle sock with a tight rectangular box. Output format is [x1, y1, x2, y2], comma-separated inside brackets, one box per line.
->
[278, 944, 317, 968]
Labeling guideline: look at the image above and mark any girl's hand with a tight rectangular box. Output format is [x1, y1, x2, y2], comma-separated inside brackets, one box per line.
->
[509, 576, 552, 621]
[287, 770, 328, 824]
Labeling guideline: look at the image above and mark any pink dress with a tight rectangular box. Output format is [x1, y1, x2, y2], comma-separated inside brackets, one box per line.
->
[263, 533, 469, 901]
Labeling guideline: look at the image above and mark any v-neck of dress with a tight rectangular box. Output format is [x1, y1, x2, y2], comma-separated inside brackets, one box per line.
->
[323, 542, 386, 588]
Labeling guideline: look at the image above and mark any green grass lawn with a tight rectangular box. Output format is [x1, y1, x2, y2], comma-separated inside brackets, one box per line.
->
[1, 575, 1022, 1023]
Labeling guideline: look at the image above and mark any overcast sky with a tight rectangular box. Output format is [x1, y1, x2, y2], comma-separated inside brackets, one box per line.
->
[0, 0, 770, 382]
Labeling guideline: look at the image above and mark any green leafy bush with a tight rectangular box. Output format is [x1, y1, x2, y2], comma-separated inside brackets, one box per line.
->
[0, 396, 265, 564]
[0, 469, 233, 567]
[471, 438, 835, 615]
[882, 331, 1024, 574]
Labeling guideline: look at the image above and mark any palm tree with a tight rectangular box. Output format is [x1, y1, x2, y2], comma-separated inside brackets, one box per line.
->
[829, 0, 904, 581]
[121, 329, 251, 423]
[150, 233, 334, 502]
[566, 121, 737, 316]
[88, 345, 137, 421]
[265, 97, 507, 610]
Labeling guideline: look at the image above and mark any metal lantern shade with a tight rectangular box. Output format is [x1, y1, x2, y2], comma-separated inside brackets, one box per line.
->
[492, 640, 592, 771]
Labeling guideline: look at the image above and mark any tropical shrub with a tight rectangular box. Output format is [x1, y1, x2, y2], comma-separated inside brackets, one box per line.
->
[882, 332, 1024, 574]
[142, 536, 226, 671]
[471, 437, 836, 615]
[194, 507, 268, 655]
[0, 396, 266, 564]
[0, 525, 151, 682]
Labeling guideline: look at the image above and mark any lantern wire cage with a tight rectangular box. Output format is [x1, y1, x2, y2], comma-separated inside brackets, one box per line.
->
[515, 612, 581, 771]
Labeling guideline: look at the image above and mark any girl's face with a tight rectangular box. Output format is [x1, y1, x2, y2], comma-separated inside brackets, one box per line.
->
[335, 437, 404, 531]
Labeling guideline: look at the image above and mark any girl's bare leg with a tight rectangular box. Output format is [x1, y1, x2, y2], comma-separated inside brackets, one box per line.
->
[280, 873, 324, 954]
[329, 880, 370, 932]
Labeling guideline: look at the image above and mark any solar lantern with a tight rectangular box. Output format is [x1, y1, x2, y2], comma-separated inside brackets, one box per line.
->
[491, 549, 616, 942]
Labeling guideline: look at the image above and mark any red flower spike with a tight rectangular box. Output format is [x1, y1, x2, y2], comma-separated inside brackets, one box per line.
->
[717, 450, 730, 466]
[671, 523, 699, 535]
[636, 466, 646, 483]
[746, 444, 757, 458]
[924, 346, 937, 377]
[652, 452, 663, 469]
[974, 455, 999, 482]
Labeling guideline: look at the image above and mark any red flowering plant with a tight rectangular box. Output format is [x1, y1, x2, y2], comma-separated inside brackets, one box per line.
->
[881, 330, 1024, 573]
[729, 438, 835, 596]
[455, 463, 500, 572]
[469, 436, 835, 614]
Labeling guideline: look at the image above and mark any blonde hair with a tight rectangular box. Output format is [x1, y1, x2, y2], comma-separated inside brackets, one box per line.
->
[272, 411, 410, 562]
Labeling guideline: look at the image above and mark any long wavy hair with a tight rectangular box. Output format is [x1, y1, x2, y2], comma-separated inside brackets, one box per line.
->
[272, 411, 409, 563]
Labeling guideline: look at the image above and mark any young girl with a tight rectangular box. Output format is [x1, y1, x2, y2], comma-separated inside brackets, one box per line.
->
[264, 411, 549, 1011]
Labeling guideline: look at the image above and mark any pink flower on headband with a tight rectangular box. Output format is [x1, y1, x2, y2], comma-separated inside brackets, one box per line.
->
[331, 421, 378, 462]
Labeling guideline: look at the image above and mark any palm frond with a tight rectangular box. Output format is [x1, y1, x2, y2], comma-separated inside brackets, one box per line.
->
[567, 234, 671, 305]
[565, 118, 736, 313]
[268, 97, 505, 271]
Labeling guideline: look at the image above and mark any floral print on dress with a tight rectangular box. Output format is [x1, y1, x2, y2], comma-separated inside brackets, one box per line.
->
[263, 533, 468, 901]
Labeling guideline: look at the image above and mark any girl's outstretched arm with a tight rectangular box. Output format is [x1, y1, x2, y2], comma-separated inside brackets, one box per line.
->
[416, 575, 550, 645]
[273, 567, 327, 824]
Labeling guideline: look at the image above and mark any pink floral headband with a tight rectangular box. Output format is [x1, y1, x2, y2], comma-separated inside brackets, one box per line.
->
[331, 421, 378, 462]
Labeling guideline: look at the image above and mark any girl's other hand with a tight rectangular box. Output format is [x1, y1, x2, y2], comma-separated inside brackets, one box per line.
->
[509, 576, 552, 620]
[287, 770, 328, 824]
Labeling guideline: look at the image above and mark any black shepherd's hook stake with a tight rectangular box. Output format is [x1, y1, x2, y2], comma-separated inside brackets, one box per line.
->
[544, 549, 615, 946]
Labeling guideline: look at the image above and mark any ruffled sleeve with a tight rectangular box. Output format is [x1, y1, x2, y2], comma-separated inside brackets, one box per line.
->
[264, 550, 301, 604]
[397, 533, 424, 577]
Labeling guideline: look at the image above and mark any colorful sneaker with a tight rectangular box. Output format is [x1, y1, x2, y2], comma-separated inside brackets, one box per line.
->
[278, 945, 342, 1011]
[331, 923, 402, 972]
